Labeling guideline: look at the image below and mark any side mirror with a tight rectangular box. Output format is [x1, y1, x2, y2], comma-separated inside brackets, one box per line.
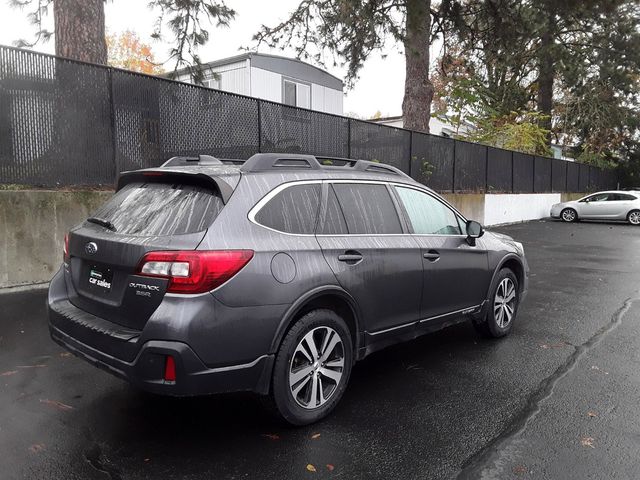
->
[466, 220, 484, 246]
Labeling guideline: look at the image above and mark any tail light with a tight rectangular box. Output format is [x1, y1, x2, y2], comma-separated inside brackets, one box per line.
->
[136, 250, 254, 294]
[63, 233, 70, 262]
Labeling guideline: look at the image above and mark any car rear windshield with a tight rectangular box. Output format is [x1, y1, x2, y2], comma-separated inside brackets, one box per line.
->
[89, 182, 224, 236]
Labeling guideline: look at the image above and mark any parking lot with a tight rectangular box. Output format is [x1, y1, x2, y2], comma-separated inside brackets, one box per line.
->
[2, 219, 640, 479]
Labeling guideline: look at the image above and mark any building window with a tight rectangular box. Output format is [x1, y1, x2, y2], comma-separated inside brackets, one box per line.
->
[283, 80, 297, 106]
[282, 78, 311, 109]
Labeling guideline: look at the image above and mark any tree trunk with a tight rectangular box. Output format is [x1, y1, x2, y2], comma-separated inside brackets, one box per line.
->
[536, 6, 555, 144]
[54, 0, 107, 64]
[402, 0, 433, 133]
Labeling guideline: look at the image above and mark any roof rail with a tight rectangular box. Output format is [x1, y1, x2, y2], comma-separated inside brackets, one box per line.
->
[353, 161, 407, 177]
[240, 153, 410, 178]
[240, 153, 322, 172]
[161, 154, 222, 167]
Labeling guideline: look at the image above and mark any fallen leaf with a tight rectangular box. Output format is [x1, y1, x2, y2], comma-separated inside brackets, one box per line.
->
[29, 444, 45, 453]
[306, 464, 317, 473]
[0, 370, 18, 377]
[39, 399, 74, 411]
[513, 465, 527, 475]
[261, 434, 280, 440]
[580, 436, 595, 448]
[587, 411, 597, 418]
[311, 433, 321, 439]
[326, 464, 335, 472]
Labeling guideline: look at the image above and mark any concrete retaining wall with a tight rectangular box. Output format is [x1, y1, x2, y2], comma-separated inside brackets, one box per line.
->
[0, 190, 111, 288]
[0, 189, 585, 289]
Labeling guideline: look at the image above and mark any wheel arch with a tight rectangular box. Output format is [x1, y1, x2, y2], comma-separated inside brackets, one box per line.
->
[627, 209, 640, 223]
[486, 254, 526, 300]
[270, 286, 363, 360]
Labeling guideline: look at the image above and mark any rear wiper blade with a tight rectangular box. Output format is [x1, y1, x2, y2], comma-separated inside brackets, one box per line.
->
[86, 216, 117, 231]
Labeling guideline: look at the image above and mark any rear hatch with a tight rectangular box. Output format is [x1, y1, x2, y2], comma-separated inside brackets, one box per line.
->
[66, 171, 231, 330]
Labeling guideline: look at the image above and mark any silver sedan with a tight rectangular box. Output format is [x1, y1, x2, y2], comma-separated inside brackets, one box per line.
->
[550, 191, 640, 225]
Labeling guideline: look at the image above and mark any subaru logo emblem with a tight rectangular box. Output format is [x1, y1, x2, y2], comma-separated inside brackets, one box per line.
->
[85, 242, 98, 255]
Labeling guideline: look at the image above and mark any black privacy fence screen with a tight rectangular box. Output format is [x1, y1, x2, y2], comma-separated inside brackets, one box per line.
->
[0, 45, 618, 192]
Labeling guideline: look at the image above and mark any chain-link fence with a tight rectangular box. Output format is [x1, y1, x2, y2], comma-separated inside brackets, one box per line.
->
[0, 45, 618, 192]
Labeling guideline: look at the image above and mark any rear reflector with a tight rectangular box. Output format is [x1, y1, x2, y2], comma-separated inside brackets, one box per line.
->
[136, 250, 254, 294]
[164, 355, 176, 382]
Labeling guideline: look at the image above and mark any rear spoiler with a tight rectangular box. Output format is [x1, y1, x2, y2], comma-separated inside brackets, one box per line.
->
[116, 170, 235, 204]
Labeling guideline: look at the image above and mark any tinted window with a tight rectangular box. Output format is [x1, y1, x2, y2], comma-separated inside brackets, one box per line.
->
[319, 185, 348, 234]
[90, 182, 224, 236]
[256, 183, 321, 234]
[332, 183, 402, 234]
[614, 193, 637, 201]
[395, 187, 462, 235]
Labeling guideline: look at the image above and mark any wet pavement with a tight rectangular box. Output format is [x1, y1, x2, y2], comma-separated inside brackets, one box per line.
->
[2, 219, 640, 479]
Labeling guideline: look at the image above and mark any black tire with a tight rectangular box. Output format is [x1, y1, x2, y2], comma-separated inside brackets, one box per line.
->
[627, 209, 640, 226]
[560, 208, 578, 223]
[266, 309, 353, 426]
[473, 268, 519, 338]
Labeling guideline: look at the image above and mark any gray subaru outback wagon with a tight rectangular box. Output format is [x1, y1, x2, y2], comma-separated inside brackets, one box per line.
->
[48, 153, 528, 425]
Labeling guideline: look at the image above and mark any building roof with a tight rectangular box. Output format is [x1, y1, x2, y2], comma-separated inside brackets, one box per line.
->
[174, 52, 344, 91]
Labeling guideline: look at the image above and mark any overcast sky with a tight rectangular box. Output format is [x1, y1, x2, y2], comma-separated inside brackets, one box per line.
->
[0, 0, 421, 118]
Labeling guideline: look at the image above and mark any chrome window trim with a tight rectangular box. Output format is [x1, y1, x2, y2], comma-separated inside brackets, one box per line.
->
[248, 178, 473, 239]
[247, 180, 323, 237]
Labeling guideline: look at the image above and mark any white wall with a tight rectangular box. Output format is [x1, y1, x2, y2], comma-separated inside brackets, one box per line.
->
[210, 60, 250, 95]
[250, 66, 282, 103]
[323, 87, 343, 115]
[484, 194, 561, 226]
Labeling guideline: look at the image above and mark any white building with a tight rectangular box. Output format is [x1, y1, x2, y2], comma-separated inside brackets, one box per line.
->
[174, 52, 344, 115]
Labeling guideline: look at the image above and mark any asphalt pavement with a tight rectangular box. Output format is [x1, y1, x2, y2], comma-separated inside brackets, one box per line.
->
[2, 219, 640, 480]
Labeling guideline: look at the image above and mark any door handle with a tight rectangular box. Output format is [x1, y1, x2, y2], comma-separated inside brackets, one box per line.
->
[423, 250, 440, 261]
[338, 251, 363, 263]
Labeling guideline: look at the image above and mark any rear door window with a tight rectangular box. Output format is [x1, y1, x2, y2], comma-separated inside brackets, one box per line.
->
[614, 193, 637, 201]
[90, 182, 224, 236]
[319, 185, 349, 235]
[255, 183, 321, 234]
[331, 183, 403, 234]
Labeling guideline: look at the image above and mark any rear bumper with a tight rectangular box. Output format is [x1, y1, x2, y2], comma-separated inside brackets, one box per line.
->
[49, 322, 273, 396]
[47, 270, 274, 396]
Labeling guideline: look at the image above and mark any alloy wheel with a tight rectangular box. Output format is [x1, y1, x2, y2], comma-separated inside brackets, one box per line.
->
[629, 211, 640, 225]
[289, 326, 345, 409]
[494, 278, 516, 328]
[561, 209, 576, 222]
